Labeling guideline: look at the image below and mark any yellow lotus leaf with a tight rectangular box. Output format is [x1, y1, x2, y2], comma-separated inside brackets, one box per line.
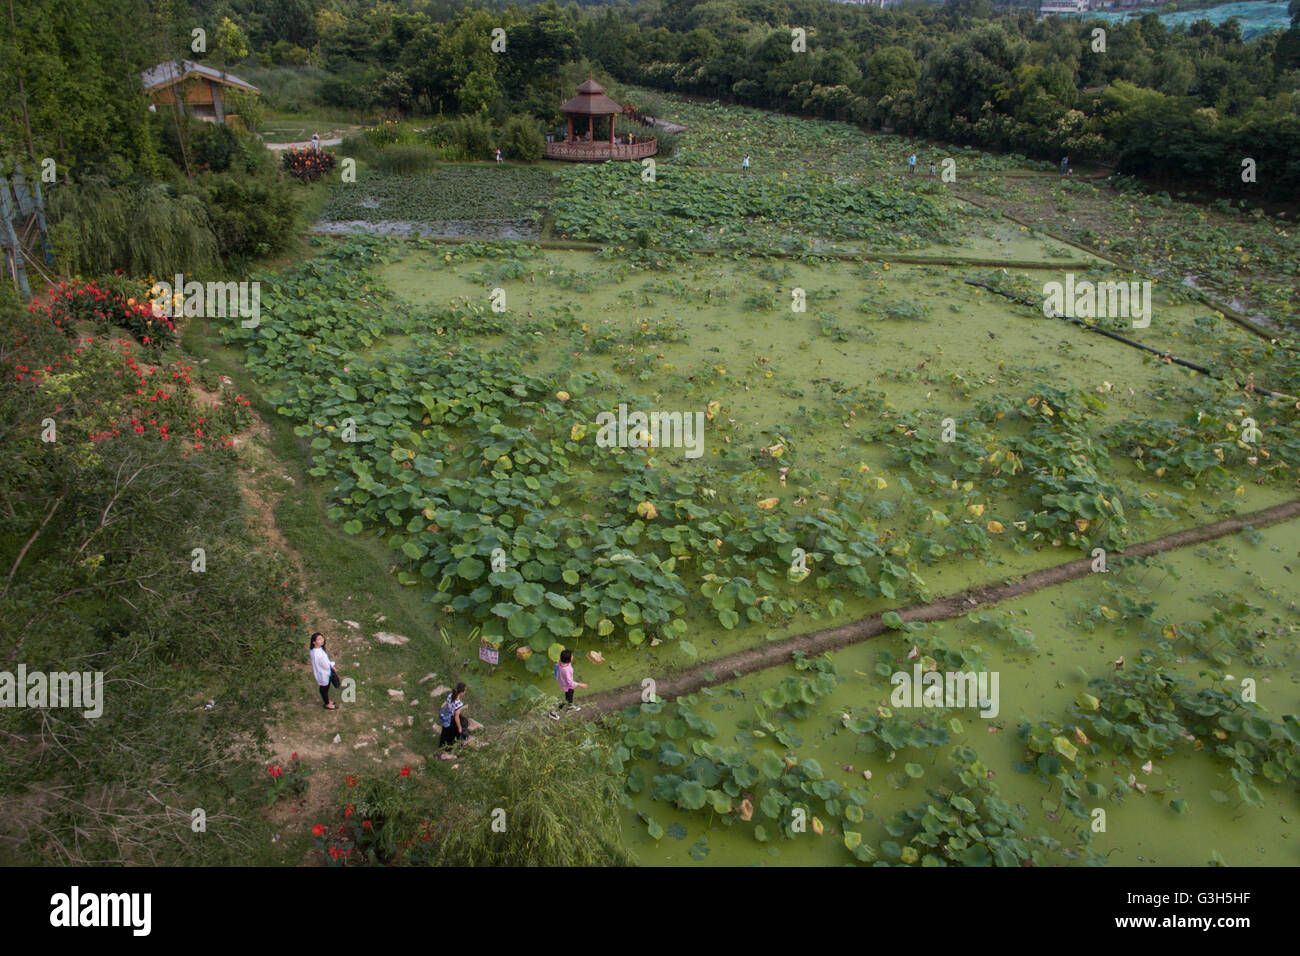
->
[556, 390, 570, 401]
[515, 646, 532, 661]
[587, 650, 604, 664]
[739, 798, 754, 822]
[636, 501, 658, 520]
[1075, 519, 1090, 532]
[705, 400, 721, 420]
[1073, 726, 1090, 747]
[986, 521, 1005, 534]
[811, 816, 824, 836]
[570, 423, 587, 442]
[867, 476, 887, 491]
[968, 504, 985, 517]
[900, 846, 919, 864]
[757, 497, 779, 510]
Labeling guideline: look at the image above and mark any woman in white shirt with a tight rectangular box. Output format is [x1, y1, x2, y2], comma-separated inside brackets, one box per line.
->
[310, 632, 338, 709]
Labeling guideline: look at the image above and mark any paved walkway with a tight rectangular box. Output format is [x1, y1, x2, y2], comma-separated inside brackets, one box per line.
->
[263, 138, 343, 152]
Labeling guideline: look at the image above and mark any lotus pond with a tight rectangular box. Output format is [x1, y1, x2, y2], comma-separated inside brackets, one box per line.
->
[224, 93, 1299, 865]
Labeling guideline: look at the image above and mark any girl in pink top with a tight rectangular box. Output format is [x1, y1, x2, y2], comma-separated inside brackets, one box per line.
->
[549, 648, 587, 720]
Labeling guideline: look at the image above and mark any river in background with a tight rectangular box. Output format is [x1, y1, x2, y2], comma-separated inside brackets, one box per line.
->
[1074, 1, 1292, 38]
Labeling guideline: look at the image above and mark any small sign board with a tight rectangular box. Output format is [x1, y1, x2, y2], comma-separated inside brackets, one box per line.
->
[478, 642, 499, 666]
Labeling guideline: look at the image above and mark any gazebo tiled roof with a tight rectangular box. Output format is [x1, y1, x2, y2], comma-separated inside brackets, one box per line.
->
[559, 78, 623, 115]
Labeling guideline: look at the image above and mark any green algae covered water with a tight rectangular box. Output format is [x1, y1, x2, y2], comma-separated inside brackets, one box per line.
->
[618, 520, 1300, 867]
[365, 241, 1299, 865]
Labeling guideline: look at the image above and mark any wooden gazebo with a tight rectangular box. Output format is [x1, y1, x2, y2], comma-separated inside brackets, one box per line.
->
[545, 79, 657, 162]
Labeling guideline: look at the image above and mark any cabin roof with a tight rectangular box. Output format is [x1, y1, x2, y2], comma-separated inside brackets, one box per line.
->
[141, 60, 260, 94]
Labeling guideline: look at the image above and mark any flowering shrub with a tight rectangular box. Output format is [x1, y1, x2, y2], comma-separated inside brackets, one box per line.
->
[281, 147, 338, 183]
[16, 331, 253, 452]
[266, 753, 309, 807]
[313, 765, 431, 866]
[33, 278, 175, 346]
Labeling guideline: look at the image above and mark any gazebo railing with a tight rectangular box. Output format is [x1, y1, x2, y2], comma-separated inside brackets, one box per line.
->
[544, 138, 658, 161]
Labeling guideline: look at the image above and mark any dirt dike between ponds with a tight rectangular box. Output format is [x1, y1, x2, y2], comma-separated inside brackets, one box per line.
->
[576, 499, 1300, 718]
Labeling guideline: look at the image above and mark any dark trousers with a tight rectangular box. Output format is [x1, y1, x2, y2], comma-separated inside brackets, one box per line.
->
[559, 688, 575, 709]
[440, 722, 466, 748]
[319, 684, 331, 706]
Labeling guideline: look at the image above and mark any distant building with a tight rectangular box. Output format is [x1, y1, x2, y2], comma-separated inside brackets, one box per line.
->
[1040, 0, 1091, 13]
[141, 60, 260, 126]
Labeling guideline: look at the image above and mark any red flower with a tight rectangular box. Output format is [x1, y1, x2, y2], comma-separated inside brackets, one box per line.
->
[345, 775, 358, 788]
[362, 820, 373, 830]
[312, 824, 326, 837]
[268, 765, 283, 778]
[344, 803, 353, 817]
[399, 766, 411, 778]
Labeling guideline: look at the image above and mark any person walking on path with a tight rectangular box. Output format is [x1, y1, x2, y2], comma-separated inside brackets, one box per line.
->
[311, 132, 320, 153]
[742, 154, 751, 174]
[495, 147, 503, 164]
[548, 649, 587, 719]
[1060, 155, 1069, 175]
[310, 632, 339, 710]
[439, 682, 468, 752]
[929, 160, 936, 177]
[909, 153, 917, 175]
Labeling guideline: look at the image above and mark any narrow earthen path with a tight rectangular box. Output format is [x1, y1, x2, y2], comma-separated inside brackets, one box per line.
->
[579, 499, 1300, 716]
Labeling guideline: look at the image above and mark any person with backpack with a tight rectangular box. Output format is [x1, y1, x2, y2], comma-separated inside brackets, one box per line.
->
[548, 649, 587, 720]
[439, 683, 468, 749]
[309, 632, 339, 710]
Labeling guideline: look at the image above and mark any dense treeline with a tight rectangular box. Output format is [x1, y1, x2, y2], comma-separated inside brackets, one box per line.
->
[160, 0, 1300, 199]
[9, 0, 1295, 201]
[587, 0, 1300, 197]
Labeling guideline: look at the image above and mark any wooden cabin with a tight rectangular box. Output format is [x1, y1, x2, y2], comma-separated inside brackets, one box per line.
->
[141, 60, 260, 126]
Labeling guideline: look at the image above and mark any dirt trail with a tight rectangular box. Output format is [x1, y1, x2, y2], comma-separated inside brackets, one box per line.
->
[578, 499, 1300, 716]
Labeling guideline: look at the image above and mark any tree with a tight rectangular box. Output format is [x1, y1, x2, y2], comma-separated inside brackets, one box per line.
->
[215, 16, 249, 65]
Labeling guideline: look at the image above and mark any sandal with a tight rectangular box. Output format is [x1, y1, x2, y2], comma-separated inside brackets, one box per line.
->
[324, 703, 338, 710]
